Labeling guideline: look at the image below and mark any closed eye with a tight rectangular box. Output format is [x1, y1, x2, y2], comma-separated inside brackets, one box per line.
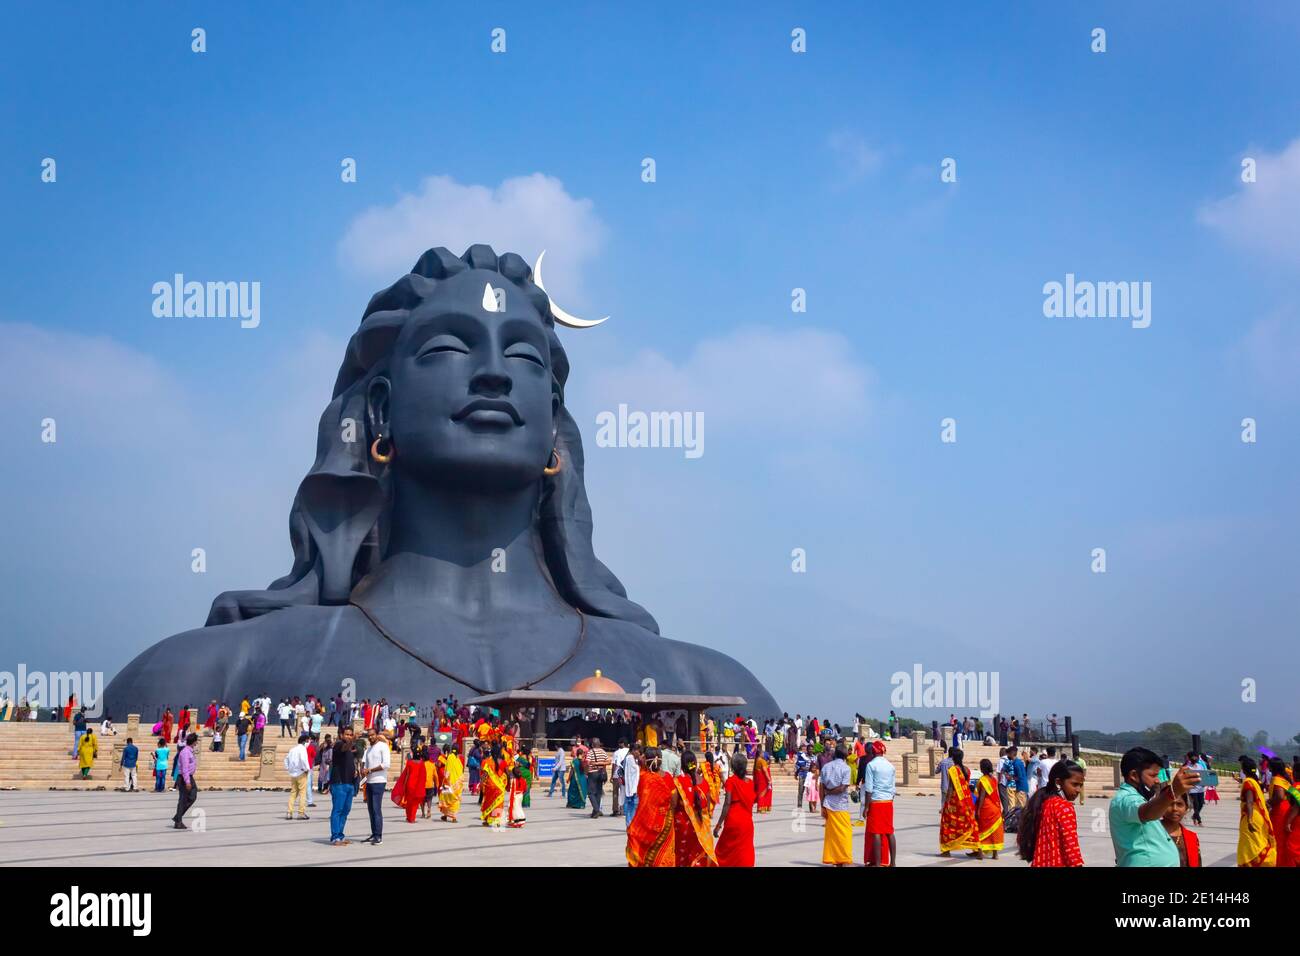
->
[504, 342, 545, 366]
[416, 334, 470, 359]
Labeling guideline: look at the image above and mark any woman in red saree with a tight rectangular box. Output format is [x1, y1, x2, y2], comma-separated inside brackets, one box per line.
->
[161, 708, 174, 747]
[1162, 795, 1200, 867]
[753, 753, 773, 813]
[673, 751, 718, 867]
[391, 747, 428, 823]
[713, 752, 756, 867]
[479, 743, 508, 828]
[939, 752, 976, 855]
[1267, 758, 1300, 867]
[626, 749, 679, 867]
[972, 759, 1004, 859]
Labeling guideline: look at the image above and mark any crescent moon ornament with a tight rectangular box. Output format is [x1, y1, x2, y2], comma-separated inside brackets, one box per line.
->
[532, 250, 609, 328]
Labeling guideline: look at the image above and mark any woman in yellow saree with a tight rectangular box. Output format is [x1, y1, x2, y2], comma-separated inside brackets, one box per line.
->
[1237, 756, 1277, 867]
[939, 752, 977, 855]
[479, 743, 508, 828]
[438, 747, 464, 822]
[699, 751, 721, 818]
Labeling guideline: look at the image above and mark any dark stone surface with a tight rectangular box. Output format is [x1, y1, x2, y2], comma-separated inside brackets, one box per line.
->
[104, 246, 779, 721]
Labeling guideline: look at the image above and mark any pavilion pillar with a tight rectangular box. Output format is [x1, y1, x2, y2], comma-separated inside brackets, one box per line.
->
[687, 709, 700, 741]
[532, 702, 548, 752]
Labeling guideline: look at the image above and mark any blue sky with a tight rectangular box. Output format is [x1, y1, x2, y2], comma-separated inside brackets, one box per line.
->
[2, 2, 1297, 737]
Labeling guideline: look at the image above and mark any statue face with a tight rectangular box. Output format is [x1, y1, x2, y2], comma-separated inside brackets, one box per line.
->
[378, 269, 556, 491]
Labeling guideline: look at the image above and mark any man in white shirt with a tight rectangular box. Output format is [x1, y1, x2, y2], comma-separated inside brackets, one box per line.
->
[277, 700, 292, 737]
[547, 743, 568, 798]
[621, 744, 642, 828]
[362, 729, 391, 845]
[610, 739, 630, 815]
[1036, 746, 1058, 791]
[715, 748, 730, 782]
[284, 733, 312, 820]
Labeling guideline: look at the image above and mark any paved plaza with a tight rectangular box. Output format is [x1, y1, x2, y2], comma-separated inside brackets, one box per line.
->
[0, 787, 1243, 867]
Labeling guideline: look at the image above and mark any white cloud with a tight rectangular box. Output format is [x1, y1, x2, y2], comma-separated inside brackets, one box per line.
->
[827, 130, 884, 182]
[1198, 138, 1300, 265]
[1230, 307, 1300, 400]
[0, 322, 194, 449]
[575, 325, 874, 432]
[337, 173, 607, 297]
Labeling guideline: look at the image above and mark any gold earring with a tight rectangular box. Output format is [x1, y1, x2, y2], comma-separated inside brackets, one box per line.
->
[543, 448, 562, 476]
[370, 436, 394, 464]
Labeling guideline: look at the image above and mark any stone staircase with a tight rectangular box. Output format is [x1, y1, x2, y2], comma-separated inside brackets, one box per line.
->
[0, 718, 409, 791]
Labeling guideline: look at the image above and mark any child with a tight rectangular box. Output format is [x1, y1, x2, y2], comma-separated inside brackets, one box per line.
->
[1162, 794, 1200, 867]
[803, 762, 819, 813]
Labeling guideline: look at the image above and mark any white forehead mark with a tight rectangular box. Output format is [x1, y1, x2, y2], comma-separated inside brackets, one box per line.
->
[482, 283, 505, 313]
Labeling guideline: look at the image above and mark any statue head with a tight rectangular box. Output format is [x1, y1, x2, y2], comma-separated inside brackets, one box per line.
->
[207, 244, 657, 634]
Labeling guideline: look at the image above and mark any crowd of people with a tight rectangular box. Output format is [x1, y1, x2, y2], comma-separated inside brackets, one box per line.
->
[20, 692, 1300, 869]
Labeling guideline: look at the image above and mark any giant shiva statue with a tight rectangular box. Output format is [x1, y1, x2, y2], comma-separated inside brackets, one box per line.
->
[104, 245, 779, 718]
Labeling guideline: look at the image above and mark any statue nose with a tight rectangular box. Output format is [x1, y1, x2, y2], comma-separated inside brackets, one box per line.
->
[469, 367, 512, 396]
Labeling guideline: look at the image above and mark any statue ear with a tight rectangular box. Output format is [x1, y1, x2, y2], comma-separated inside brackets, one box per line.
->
[366, 376, 391, 434]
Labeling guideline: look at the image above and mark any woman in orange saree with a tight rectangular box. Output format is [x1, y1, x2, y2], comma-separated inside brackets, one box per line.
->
[1266, 758, 1300, 867]
[1237, 757, 1276, 867]
[626, 749, 678, 867]
[753, 753, 773, 813]
[939, 754, 977, 855]
[479, 743, 508, 828]
[673, 751, 718, 867]
[972, 759, 1004, 859]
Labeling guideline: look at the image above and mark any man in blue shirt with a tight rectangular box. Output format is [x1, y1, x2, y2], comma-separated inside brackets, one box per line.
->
[859, 740, 897, 867]
[1109, 747, 1199, 867]
[1010, 749, 1028, 807]
[794, 745, 812, 808]
[119, 736, 140, 792]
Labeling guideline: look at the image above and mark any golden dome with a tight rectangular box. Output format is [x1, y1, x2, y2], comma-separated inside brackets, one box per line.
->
[568, 669, 626, 694]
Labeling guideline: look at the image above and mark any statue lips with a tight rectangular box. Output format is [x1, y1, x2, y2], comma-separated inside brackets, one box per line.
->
[451, 397, 522, 429]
